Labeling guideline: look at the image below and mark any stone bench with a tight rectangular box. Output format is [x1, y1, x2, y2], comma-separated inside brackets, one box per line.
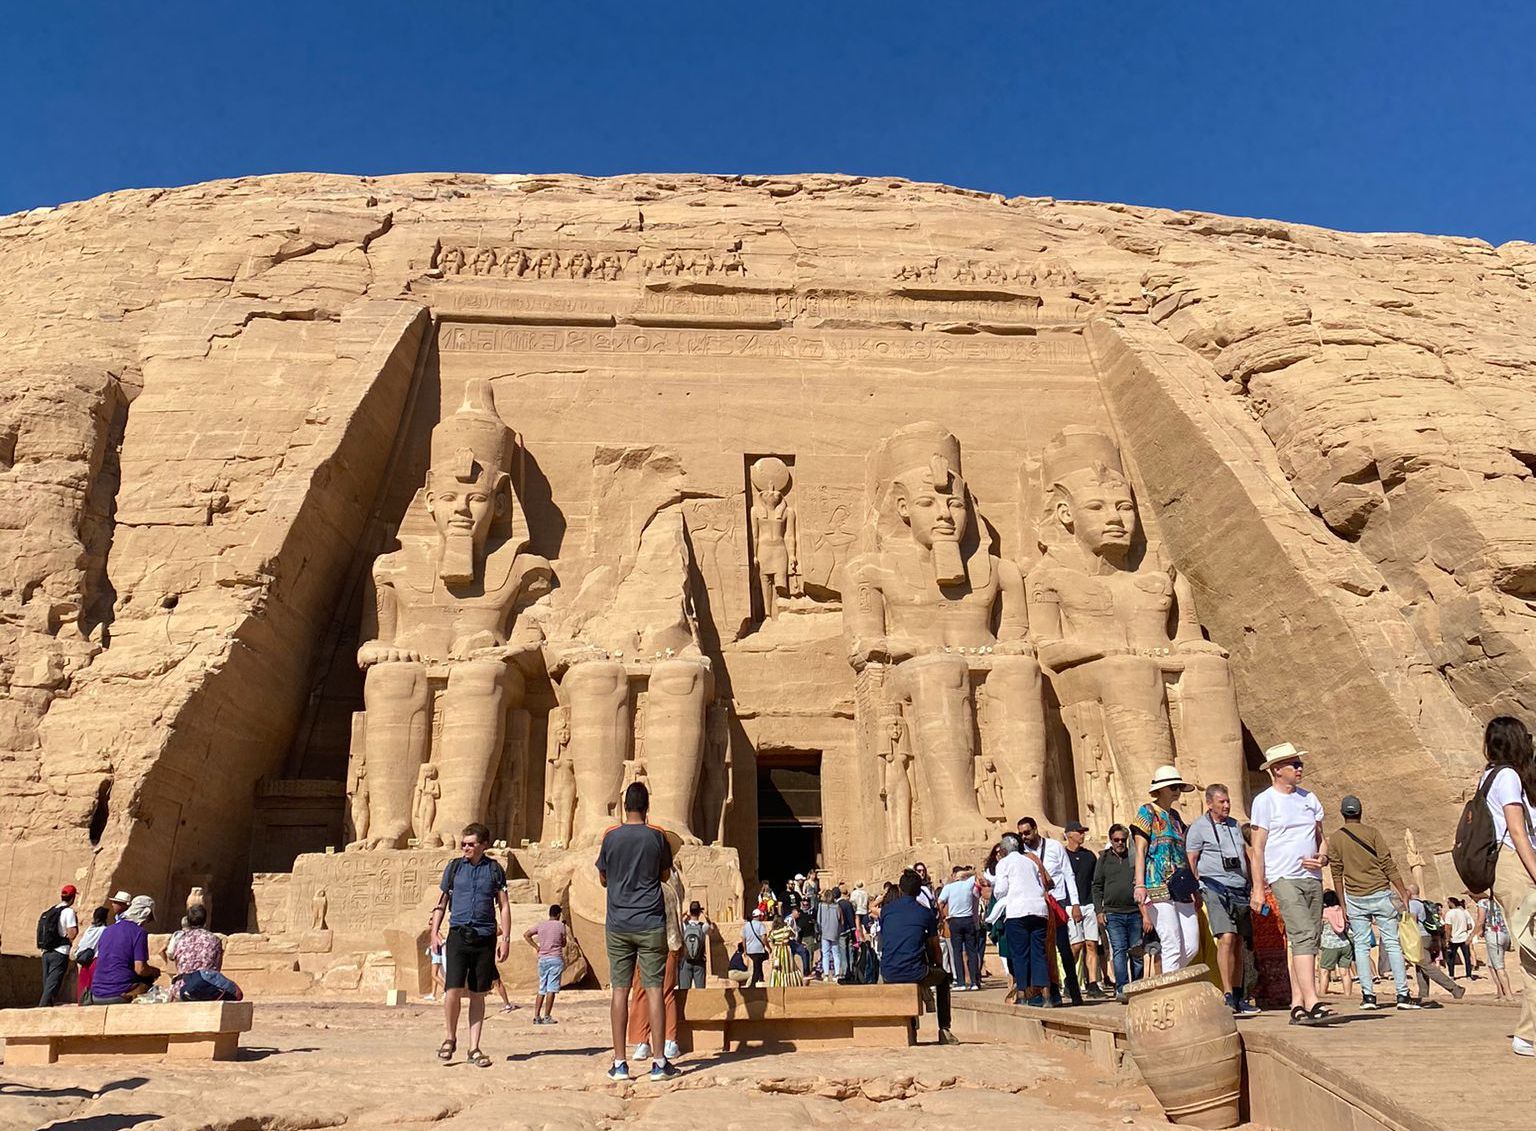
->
[0, 1001, 254, 1065]
[678, 984, 920, 1053]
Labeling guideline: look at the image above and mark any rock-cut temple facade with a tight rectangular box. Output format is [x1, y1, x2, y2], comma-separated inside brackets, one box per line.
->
[0, 172, 1531, 990]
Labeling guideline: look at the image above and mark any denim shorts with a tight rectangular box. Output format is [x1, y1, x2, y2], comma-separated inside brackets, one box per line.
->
[537, 955, 565, 994]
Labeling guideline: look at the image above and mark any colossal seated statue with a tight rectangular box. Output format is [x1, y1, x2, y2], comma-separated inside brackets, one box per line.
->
[1027, 427, 1246, 825]
[351, 381, 552, 849]
[539, 478, 715, 849]
[844, 423, 1047, 847]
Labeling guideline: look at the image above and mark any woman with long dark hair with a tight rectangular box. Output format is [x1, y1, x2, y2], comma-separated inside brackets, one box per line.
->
[1480, 716, 1536, 1057]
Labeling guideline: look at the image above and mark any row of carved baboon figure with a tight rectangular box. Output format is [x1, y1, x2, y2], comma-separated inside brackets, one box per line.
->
[438, 243, 746, 280]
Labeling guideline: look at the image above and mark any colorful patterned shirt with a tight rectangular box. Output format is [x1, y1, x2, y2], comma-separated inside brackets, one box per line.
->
[1131, 802, 1188, 902]
[173, 928, 223, 975]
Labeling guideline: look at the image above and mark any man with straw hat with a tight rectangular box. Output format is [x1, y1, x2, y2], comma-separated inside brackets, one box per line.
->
[1248, 741, 1330, 1025]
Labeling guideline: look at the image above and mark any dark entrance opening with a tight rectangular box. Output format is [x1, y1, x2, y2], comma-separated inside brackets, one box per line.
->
[756, 750, 821, 896]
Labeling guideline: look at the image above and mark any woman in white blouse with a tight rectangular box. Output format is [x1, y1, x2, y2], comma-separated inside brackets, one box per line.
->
[987, 833, 1055, 1007]
[1479, 716, 1536, 1058]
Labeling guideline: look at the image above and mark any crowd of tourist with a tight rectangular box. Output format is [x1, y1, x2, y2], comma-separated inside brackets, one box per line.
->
[33, 886, 242, 1008]
[30, 715, 1535, 1077]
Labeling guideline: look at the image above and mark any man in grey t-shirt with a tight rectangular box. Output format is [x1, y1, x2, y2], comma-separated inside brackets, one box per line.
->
[596, 781, 674, 1081]
[1185, 783, 1258, 1015]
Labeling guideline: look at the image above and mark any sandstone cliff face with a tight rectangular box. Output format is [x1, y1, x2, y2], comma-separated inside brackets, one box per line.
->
[0, 172, 1527, 936]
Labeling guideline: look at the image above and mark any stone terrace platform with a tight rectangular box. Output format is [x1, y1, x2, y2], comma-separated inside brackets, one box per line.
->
[952, 987, 1532, 1131]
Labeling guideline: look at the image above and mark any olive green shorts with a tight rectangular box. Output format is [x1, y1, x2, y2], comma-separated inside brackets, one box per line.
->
[1271, 878, 1324, 957]
[606, 926, 667, 989]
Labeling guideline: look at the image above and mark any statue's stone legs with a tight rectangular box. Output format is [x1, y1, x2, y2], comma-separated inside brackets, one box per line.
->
[643, 658, 710, 843]
[983, 655, 1049, 822]
[432, 660, 521, 845]
[1055, 655, 1174, 818]
[564, 660, 631, 846]
[891, 653, 992, 843]
[1175, 654, 1247, 813]
[360, 661, 431, 849]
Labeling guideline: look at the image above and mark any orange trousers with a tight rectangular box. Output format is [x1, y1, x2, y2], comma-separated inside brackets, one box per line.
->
[627, 947, 680, 1045]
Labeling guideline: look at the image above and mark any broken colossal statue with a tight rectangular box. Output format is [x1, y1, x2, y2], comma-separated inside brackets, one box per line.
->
[349, 381, 552, 849]
[1028, 428, 1246, 825]
[845, 423, 1048, 847]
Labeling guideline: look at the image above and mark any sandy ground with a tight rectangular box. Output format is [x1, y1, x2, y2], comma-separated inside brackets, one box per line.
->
[0, 989, 1166, 1131]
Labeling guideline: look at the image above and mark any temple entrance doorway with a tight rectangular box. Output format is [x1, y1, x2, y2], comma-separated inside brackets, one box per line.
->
[756, 750, 822, 896]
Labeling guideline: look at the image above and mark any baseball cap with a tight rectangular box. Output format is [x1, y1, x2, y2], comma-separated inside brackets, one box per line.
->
[60, 884, 77, 897]
[1340, 795, 1363, 818]
[751, 908, 763, 918]
[1064, 820, 1089, 834]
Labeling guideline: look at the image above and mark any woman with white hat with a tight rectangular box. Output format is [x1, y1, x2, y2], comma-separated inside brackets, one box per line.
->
[1132, 766, 1202, 973]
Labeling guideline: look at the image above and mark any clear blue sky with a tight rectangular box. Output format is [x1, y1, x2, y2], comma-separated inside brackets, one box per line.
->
[3, 2, 1533, 242]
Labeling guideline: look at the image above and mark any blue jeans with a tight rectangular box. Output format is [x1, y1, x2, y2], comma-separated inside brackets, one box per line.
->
[948, 917, 983, 986]
[1103, 912, 1145, 991]
[1003, 915, 1050, 990]
[1345, 889, 1408, 997]
[820, 937, 842, 978]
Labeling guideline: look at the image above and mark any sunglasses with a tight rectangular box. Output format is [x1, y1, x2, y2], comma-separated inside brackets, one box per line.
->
[1110, 837, 1128, 844]
[460, 840, 482, 849]
[1280, 760, 1304, 770]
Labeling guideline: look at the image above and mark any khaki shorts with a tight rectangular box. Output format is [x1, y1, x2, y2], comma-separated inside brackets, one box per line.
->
[1271, 878, 1324, 957]
[606, 926, 667, 989]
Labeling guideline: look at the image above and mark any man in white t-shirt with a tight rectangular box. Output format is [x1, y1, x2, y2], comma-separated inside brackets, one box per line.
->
[38, 884, 80, 1007]
[1249, 742, 1329, 1024]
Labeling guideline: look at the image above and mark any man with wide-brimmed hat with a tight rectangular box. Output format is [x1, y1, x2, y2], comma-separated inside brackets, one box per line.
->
[1132, 765, 1202, 974]
[106, 890, 131, 921]
[1249, 742, 1330, 1025]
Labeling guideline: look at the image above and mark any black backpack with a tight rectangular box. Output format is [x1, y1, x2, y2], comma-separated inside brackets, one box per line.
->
[36, 904, 66, 952]
[683, 921, 707, 964]
[1453, 771, 1508, 894]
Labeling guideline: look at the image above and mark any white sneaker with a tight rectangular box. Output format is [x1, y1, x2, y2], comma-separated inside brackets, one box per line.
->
[663, 1040, 680, 1059]
[1514, 1037, 1535, 1058]
[632, 1042, 651, 1061]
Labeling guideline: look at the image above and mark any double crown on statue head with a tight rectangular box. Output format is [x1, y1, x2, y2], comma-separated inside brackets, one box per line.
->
[877, 421, 967, 502]
[430, 379, 515, 490]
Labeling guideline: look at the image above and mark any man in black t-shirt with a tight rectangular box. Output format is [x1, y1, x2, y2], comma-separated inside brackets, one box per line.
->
[1064, 821, 1106, 997]
[596, 782, 674, 1082]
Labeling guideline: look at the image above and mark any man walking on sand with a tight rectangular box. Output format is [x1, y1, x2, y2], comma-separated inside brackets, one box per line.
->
[430, 823, 510, 1068]
[597, 781, 676, 1081]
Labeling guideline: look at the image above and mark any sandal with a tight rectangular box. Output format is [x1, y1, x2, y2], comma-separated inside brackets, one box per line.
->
[1309, 1003, 1335, 1021]
[499, 1004, 517, 1014]
[437, 1038, 457, 1061]
[466, 1048, 492, 1068]
[1289, 1007, 1313, 1026]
